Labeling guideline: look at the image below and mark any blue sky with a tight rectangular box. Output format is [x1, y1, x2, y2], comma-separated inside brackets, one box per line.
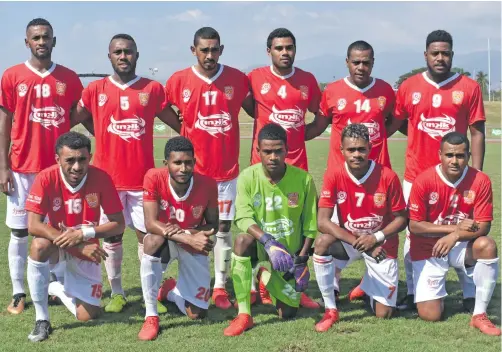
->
[1, 1, 500, 82]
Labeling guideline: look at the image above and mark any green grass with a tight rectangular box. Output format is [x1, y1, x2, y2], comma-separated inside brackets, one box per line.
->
[0, 138, 500, 352]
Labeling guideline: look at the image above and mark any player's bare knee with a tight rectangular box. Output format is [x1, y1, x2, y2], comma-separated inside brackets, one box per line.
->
[314, 233, 335, 255]
[417, 304, 442, 322]
[11, 228, 28, 238]
[76, 304, 101, 321]
[233, 233, 255, 256]
[473, 236, 498, 259]
[104, 234, 123, 243]
[219, 221, 231, 233]
[185, 303, 207, 320]
[135, 229, 146, 244]
[374, 305, 394, 319]
[143, 234, 166, 256]
[29, 237, 54, 261]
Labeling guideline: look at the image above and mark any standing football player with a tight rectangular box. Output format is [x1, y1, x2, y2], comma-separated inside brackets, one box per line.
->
[313, 124, 407, 332]
[25, 132, 125, 342]
[409, 132, 499, 336]
[394, 30, 485, 310]
[247, 28, 321, 308]
[0, 18, 84, 314]
[71, 34, 180, 313]
[164, 27, 252, 309]
[223, 123, 318, 336]
[138, 137, 219, 341]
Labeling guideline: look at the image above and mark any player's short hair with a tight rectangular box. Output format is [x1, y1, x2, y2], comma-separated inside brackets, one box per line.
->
[267, 28, 296, 49]
[164, 136, 195, 159]
[26, 18, 53, 32]
[110, 33, 137, 46]
[258, 123, 287, 145]
[55, 132, 91, 155]
[341, 124, 370, 143]
[441, 132, 470, 152]
[347, 40, 374, 59]
[193, 27, 220, 46]
[426, 30, 453, 49]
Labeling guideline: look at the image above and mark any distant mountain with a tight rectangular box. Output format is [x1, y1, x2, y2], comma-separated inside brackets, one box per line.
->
[244, 50, 502, 89]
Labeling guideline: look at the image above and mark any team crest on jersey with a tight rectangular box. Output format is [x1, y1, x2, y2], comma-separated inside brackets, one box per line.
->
[260, 83, 271, 95]
[98, 94, 108, 107]
[418, 113, 455, 140]
[373, 193, 386, 208]
[85, 193, 99, 208]
[253, 194, 262, 207]
[107, 115, 146, 141]
[55, 81, 67, 96]
[412, 92, 421, 105]
[53, 197, 62, 211]
[377, 96, 386, 110]
[299, 85, 309, 100]
[138, 92, 150, 106]
[192, 205, 203, 219]
[182, 89, 191, 103]
[287, 192, 299, 207]
[429, 192, 439, 205]
[337, 191, 347, 204]
[337, 98, 347, 111]
[432, 94, 442, 108]
[452, 91, 464, 105]
[160, 200, 168, 211]
[29, 105, 66, 129]
[224, 86, 234, 100]
[269, 105, 304, 130]
[17, 83, 28, 97]
[463, 190, 476, 204]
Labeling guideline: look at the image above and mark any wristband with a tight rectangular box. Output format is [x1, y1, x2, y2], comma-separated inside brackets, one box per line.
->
[82, 227, 96, 241]
[258, 233, 274, 246]
[373, 231, 385, 243]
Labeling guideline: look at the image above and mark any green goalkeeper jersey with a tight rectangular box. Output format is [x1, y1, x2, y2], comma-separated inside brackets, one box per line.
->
[235, 163, 318, 255]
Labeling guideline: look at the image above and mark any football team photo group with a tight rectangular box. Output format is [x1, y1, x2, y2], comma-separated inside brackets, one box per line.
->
[0, 12, 500, 349]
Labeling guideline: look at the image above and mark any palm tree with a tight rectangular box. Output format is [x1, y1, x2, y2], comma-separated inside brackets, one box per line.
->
[476, 71, 489, 97]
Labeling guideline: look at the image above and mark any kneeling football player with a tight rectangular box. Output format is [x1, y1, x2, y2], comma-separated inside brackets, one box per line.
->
[25, 132, 126, 342]
[224, 123, 318, 336]
[313, 124, 407, 332]
[409, 132, 500, 336]
[138, 137, 219, 341]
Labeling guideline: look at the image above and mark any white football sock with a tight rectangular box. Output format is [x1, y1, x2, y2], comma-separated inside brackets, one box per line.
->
[251, 265, 258, 291]
[8, 234, 28, 295]
[403, 236, 414, 295]
[48, 281, 76, 317]
[167, 290, 187, 316]
[473, 257, 499, 315]
[314, 254, 337, 309]
[50, 261, 65, 284]
[141, 254, 161, 318]
[27, 257, 50, 321]
[137, 242, 144, 262]
[161, 262, 168, 273]
[103, 242, 125, 296]
[213, 231, 232, 289]
[332, 259, 347, 293]
[456, 266, 476, 299]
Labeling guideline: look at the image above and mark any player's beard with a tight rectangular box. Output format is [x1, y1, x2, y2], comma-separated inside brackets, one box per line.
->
[427, 61, 451, 79]
[113, 60, 137, 77]
[31, 46, 52, 60]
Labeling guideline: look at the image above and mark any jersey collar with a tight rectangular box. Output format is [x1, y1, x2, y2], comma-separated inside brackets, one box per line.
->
[344, 160, 375, 185]
[59, 167, 88, 194]
[343, 76, 375, 93]
[168, 175, 194, 202]
[269, 65, 295, 80]
[421, 72, 460, 89]
[191, 64, 224, 84]
[108, 75, 141, 91]
[435, 164, 469, 188]
[24, 60, 56, 78]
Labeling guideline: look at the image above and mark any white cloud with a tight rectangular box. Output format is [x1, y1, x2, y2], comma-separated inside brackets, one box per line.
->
[167, 9, 210, 22]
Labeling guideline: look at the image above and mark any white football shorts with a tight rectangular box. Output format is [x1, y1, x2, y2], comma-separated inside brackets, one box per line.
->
[336, 241, 399, 307]
[100, 190, 145, 233]
[412, 241, 468, 303]
[217, 178, 237, 221]
[5, 171, 37, 229]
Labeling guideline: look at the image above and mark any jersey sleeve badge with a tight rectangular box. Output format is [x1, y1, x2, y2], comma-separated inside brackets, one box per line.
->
[182, 88, 191, 103]
[260, 83, 271, 95]
[18, 83, 28, 97]
[337, 98, 347, 111]
[412, 92, 421, 105]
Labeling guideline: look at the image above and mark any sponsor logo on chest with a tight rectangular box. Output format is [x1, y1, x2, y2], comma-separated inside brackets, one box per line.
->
[417, 114, 456, 140]
[195, 111, 232, 136]
[107, 115, 146, 141]
[29, 104, 66, 129]
[269, 105, 304, 130]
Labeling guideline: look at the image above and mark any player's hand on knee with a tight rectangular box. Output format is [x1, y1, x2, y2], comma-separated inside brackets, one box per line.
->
[456, 219, 479, 232]
[0, 168, 14, 195]
[77, 243, 108, 264]
[162, 223, 184, 238]
[353, 234, 378, 252]
[365, 246, 386, 263]
[54, 223, 84, 248]
[292, 255, 310, 292]
[260, 233, 293, 272]
[188, 229, 215, 255]
[432, 233, 457, 258]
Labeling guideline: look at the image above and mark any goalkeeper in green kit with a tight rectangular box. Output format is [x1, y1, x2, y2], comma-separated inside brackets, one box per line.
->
[223, 123, 318, 337]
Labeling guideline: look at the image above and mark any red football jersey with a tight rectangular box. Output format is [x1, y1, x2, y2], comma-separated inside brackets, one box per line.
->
[394, 72, 485, 182]
[79, 76, 167, 190]
[143, 168, 218, 254]
[318, 161, 406, 258]
[25, 165, 123, 235]
[248, 66, 321, 171]
[165, 65, 249, 182]
[408, 165, 492, 261]
[0, 62, 83, 173]
[320, 77, 395, 170]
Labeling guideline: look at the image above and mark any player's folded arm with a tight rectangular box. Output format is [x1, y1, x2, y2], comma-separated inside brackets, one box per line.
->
[94, 211, 125, 238]
[194, 206, 219, 233]
[380, 209, 408, 239]
[452, 220, 491, 242]
[304, 112, 330, 141]
[157, 105, 181, 134]
[27, 211, 61, 241]
[408, 219, 458, 238]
